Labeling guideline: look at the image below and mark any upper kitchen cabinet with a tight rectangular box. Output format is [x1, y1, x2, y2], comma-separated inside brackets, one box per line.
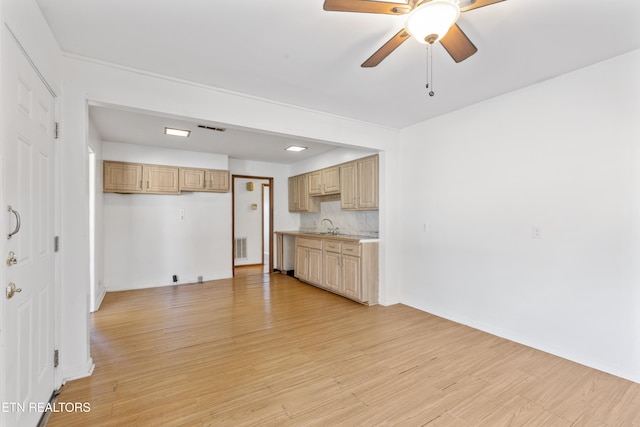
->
[103, 161, 144, 193]
[309, 166, 340, 196]
[104, 161, 179, 194]
[340, 155, 378, 210]
[206, 169, 230, 192]
[145, 165, 180, 194]
[180, 167, 229, 193]
[288, 174, 319, 212]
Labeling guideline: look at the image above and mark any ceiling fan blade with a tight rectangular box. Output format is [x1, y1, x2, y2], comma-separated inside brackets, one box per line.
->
[459, 0, 506, 13]
[439, 24, 477, 63]
[361, 29, 411, 67]
[324, 0, 411, 15]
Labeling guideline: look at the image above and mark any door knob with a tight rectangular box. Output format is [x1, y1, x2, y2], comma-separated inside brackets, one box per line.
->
[6, 282, 22, 299]
[6, 251, 17, 266]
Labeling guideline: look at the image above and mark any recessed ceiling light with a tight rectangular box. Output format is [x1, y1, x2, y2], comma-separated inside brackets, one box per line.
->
[164, 127, 191, 137]
[285, 145, 307, 152]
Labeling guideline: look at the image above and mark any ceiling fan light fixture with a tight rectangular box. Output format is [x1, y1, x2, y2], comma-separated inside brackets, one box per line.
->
[405, 0, 460, 44]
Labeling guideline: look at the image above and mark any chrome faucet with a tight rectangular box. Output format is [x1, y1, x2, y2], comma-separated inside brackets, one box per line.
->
[321, 218, 335, 234]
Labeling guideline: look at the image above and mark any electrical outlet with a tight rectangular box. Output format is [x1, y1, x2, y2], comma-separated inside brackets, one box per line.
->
[179, 208, 185, 221]
[172, 275, 178, 282]
[197, 276, 203, 283]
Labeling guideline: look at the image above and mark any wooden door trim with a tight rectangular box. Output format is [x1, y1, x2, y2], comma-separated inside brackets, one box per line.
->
[231, 175, 274, 275]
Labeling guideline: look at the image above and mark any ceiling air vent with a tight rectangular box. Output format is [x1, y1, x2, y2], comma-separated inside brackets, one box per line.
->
[198, 125, 226, 132]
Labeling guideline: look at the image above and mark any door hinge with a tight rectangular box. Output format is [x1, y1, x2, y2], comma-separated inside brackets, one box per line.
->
[55, 122, 60, 139]
[54, 349, 59, 368]
[54, 236, 60, 252]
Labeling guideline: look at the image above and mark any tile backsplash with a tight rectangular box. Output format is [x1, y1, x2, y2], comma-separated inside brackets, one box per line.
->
[299, 200, 379, 237]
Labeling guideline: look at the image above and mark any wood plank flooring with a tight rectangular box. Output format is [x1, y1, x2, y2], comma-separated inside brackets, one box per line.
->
[48, 272, 640, 426]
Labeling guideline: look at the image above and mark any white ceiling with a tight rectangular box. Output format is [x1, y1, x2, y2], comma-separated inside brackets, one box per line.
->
[37, 0, 640, 160]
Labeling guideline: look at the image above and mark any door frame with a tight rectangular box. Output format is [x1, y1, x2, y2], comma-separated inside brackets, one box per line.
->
[231, 175, 274, 276]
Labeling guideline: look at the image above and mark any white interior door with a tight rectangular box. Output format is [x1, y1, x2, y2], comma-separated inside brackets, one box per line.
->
[1, 32, 56, 427]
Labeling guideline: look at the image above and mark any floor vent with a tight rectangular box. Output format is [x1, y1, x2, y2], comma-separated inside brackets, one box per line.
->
[234, 237, 247, 259]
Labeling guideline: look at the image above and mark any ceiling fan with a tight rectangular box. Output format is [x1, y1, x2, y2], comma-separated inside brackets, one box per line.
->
[323, 0, 506, 67]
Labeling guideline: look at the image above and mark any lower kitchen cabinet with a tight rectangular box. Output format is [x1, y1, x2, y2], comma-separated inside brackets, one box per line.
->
[341, 254, 361, 301]
[323, 250, 341, 292]
[294, 237, 322, 286]
[293, 236, 378, 305]
[323, 241, 366, 302]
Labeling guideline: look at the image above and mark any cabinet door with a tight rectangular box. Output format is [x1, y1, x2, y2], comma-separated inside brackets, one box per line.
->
[103, 161, 143, 193]
[323, 251, 341, 291]
[145, 165, 180, 194]
[297, 174, 309, 211]
[322, 166, 340, 194]
[357, 156, 378, 209]
[308, 170, 322, 195]
[340, 162, 357, 209]
[295, 246, 308, 281]
[180, 168, 206, 191]
[288, 177, 298, 211]
[342, 255, 361, 301]
[307, 248, 323, 286]
[206, 170, 230, 192]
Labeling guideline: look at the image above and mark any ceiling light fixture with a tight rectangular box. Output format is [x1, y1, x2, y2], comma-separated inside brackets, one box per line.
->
[164, 127, 191, 137]
[285, 145, 307, 152]
[405, 0, 460, 45]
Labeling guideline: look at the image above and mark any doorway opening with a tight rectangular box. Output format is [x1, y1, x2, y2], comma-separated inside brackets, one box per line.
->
[232, 175, 274, 276]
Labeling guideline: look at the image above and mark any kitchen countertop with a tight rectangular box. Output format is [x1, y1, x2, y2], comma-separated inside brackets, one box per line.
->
[275, 230, 379, 243]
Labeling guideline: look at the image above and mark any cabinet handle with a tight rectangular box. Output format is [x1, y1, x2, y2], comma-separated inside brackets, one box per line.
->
[147, 180, 150, 189]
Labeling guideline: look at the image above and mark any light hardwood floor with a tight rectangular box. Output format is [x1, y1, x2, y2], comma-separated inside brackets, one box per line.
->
[48, 272, 640, 426]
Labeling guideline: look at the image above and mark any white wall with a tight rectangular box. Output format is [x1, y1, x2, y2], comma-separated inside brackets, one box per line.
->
[103, 142, 232, 289]
[234, 177, 269, 265]
[399, 49, 640, 382]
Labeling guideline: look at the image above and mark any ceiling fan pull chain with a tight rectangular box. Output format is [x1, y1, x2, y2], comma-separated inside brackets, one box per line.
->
[425, 45, 429, 90]
[425, 44, 435, 97]
[429, 43, 435, 96]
